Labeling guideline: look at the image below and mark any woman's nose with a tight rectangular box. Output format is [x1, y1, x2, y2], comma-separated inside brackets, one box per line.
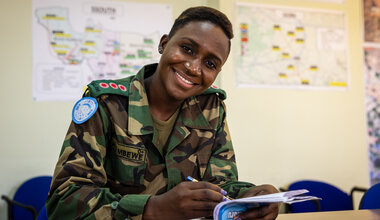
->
[185, 60, 201, 75]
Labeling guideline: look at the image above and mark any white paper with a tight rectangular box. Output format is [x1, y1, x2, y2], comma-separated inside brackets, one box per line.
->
[213, 189, 321, 220]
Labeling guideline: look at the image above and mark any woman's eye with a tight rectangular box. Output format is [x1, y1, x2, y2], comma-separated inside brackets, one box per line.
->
[182, 45, 193, 54]
[205, 60, 216, 69]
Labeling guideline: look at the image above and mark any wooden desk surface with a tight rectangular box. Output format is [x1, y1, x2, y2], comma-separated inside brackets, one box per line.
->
[277, 209, 380, 220]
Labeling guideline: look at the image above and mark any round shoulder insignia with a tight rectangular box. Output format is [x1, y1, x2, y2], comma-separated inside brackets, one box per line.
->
[99, 82, 109, 88]
[72, 97, 98, 124]
[118, 84, 127, 92]
[110, 82, 118, 89]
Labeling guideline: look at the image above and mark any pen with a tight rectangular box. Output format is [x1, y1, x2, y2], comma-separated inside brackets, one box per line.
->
[186, 176, 232, 201]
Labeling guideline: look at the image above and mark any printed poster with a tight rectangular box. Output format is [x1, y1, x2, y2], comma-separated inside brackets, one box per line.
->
[235, 3, 349, 89]
[32, 0, 172, 101]
[363, 0, 380, 43]
[364, 46, 380, 186]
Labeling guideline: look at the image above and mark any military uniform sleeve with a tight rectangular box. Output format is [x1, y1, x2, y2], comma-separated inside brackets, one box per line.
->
[204, 101, 256, 199]
[46, 96, 150, 220]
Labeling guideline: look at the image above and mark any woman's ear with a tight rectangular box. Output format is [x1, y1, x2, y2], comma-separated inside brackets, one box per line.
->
[158, 34, 169, 54]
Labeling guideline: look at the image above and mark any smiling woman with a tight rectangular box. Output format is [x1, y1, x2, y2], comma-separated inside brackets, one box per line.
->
[146, 20, 230, 120]
[46, 6, 279, 220]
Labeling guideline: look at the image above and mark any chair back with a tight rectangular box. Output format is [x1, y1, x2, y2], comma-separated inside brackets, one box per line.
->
[288, 180, 353, 212]
[37, 205, 48, 220]
[13, 176, 52, 220]
[360, 182, 380, 209]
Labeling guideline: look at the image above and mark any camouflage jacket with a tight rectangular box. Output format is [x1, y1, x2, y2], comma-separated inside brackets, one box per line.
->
[46, 64, 254, 220]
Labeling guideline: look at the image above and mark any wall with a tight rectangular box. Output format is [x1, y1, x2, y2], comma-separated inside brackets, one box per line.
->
[0, 0, 369, 219]
[220, 0, 369, 194]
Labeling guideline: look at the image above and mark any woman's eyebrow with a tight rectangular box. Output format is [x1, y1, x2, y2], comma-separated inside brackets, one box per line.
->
[181, 37, 223, 64]
[181, 37, 200, 48]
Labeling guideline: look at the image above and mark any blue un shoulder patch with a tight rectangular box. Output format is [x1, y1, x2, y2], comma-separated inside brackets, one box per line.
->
[72, 97, 98, 124]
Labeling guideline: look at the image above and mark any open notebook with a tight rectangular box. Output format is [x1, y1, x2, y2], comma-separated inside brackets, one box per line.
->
[213, 189, 321, 220]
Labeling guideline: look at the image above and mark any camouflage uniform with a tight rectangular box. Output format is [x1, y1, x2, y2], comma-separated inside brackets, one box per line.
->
[47, 63, 255, 220]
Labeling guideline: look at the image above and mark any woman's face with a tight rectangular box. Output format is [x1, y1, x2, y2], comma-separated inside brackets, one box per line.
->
[156, 21, 230, 102]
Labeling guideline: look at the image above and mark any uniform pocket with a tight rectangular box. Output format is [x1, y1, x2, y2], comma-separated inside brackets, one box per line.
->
[104, 140, 147, 186]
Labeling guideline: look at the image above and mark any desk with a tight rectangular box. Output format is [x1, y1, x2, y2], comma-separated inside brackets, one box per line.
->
[277, 209, 380, 220]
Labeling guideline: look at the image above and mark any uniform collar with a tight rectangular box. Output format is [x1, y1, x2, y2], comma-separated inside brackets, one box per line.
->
[127, 64, 212, 136]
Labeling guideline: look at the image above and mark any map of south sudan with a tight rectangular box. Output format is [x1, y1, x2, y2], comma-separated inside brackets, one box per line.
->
[235, 3, 348, 89]
[35, 7, 160, 79]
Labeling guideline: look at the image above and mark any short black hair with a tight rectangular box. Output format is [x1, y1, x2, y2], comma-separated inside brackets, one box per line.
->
[168, 6, 234, 41]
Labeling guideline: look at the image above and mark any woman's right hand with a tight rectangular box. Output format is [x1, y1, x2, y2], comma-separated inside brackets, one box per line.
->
[142, 181, 226, 220]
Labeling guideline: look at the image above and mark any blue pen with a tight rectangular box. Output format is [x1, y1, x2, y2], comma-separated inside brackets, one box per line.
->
[186, 176, 232, 201]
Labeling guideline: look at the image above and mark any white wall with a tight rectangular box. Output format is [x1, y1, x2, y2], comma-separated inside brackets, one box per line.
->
[220, 0, 369, 193]
[0, 0, 370, 219]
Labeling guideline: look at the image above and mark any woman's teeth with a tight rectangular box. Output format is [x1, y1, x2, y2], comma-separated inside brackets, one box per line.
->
[176, 72, 194, 85]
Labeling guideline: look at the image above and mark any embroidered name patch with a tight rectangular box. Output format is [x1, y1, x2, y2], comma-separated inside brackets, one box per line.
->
[115, 143, 146, 163]
[72, 97, 98, 124]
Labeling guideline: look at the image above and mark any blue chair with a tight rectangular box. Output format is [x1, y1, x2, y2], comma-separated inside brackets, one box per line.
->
[284, 180, 364, 213]
[360, 182, 380, 209]
[1, 175, 52, 220]
[37, 205, 48, 220]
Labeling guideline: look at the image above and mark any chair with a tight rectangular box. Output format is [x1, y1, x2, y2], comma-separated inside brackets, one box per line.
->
[1, 175, 52, 220]
[37, 205, 48, 220]
[282, 180, 365, 213]
[359, 182, 380, 209]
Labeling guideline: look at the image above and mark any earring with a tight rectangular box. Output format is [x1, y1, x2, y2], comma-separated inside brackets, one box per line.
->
[158, 47, 163, 53]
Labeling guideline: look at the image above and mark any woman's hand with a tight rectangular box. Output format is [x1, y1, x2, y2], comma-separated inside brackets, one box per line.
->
[234, 184, 280, 220]
[142, 181, 226, 220]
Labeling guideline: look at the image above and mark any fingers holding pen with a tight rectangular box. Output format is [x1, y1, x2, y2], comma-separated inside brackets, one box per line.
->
[143, 180, 225, 220]
[143, 178, 230, 220]
[182, 181, 226, 202]
[186, 176, 229, 200]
